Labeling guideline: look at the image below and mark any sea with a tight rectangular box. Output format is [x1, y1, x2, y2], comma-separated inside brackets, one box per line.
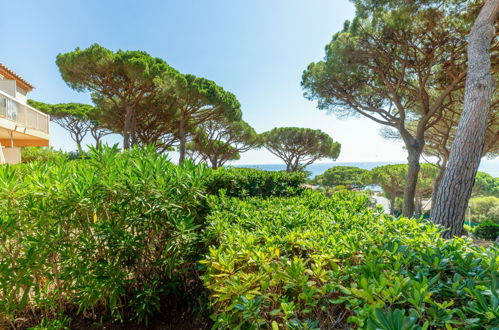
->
[234, 159, 499, 178]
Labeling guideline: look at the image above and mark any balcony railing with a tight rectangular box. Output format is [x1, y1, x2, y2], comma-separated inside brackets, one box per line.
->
[0, 90, 49, 134]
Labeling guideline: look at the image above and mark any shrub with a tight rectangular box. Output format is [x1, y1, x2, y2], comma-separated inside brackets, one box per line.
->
[205, 167, 306, 197]
[0, 146, 209, 326]
[473, 172, 499, 197]
[313, 166, 369, 189]
[474, 220, 499, 240]
[21, 147, 67, 163]
[201, 190, 499, 329]
[469, 196, 499, 223]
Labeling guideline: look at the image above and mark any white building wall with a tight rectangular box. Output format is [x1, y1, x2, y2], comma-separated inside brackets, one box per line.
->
[0, 80, 16, 98]
[2, 147, 21, 164]
[15, 86, 28, 103]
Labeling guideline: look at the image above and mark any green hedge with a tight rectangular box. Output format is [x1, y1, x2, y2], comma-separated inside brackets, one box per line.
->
[205, 167, 306, 198]
[474, 220, 499, 240]
[202, 190, 499, 329]
[0, 146, 208, 325]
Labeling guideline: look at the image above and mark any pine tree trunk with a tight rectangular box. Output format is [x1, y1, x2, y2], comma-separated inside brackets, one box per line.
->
[389, 194, 396, 215]
[402, 147, 422, 217]
[123, 104, 132, 150]
[76, 141, 83, 154]
[131, 111, 137, 147]
[178, 118, 186, 164]
[431, 0, 499, 238]
[431, 161, 447, 210]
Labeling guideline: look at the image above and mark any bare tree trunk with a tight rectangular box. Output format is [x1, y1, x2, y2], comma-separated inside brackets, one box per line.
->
[131, 111, 137, 147]
[389, 194, 396, 215]
[76, 140, 83, 154]
[415, 197, 423, 218]
[431, 160, 447, 209]
[90, 127, 100, 148]
[95, 138, 101, 149]
[123, 105, 133, 150]
[178, 118, 186, 164]
[431, 0, 499, 238]
[403, 146, 423, 217]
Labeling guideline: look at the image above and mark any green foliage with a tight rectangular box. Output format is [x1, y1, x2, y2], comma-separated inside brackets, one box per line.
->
[473, 172, 499, 197]
[205, 167, 306, 198]
[187, 118, 258, 169]
[157, 73, 243, 162]
[56, 44, 176, 149]
[261, 127, 340, 172]
[370, 164, 438, 214]
[0, 146, 208, 325]
[56, 44, 171, 94]
[469, 196, 499, 223]
[367, 308, 421, 330]
[313, 166, 369, 189]
[474, 220, 499, 240]
[370, 164, 408, 210]
[28, 100, 94, 119]
[201, 190, 499, 329]
[21, 147, 67, 163]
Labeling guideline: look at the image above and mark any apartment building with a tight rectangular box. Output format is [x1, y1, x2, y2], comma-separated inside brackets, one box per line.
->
[0, 64, 50, 164]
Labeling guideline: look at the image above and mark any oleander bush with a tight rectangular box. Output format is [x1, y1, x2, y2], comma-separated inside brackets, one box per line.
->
[206, 167, 306, 197]
[201, 190, 499, 329]
[0, 146, 209, 326]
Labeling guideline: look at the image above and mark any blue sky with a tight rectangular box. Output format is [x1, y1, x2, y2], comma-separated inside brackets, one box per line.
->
[1, 0, 409, 163]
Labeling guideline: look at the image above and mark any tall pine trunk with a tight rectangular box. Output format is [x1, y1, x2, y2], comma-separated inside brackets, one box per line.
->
[431, 0, 499, 238]
[402, 145, 423, 217]
[123, 104, 133, 150]
[131, 111, 137, 147]
[389, 194, 396, 215]
[178, 118, 186, 164]
[431, 160, 447, 209]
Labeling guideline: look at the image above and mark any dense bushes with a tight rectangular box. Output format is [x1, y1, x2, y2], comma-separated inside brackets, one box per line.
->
[312, 165, 370, 189]
[469, 196, 499, 223]
[2, 148, 498, 328]
[474, 220, 499, 240]
[21, 147, 67, 163]
[0, 146, 208, 326]
[205, 167, 306, 197]
[202, 191, 499, 329]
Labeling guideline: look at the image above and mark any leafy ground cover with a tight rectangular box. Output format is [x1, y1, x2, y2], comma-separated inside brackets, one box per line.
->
[202, 191, 499, 329]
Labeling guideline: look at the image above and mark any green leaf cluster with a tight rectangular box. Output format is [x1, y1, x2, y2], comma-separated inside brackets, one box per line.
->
[202, 190, 499, 328]
[261, 127, 341, 172]
[473, 172, 499, 198]
[469, 196, 499, 224]
[313, 166, 370, 189]
[205, 167, 306, 198]
[473, 220, 499, 240]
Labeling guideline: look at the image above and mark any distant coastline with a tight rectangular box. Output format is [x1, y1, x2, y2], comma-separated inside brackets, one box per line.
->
[233, 159, 499, 178]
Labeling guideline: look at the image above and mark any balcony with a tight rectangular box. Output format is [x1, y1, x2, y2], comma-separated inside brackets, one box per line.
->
[0, 89, 50, 147]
